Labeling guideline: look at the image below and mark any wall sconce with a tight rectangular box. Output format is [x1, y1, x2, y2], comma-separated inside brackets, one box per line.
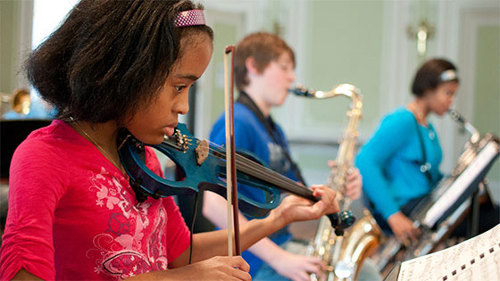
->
[272, 21, 284, 37]
[407, 20, 435, 58]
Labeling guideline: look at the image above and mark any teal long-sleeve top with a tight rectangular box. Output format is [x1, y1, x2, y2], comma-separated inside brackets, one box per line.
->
[355, 107, 443, 220]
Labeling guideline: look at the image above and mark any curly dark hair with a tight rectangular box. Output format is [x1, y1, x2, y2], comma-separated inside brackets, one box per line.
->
[411, 58, 459, 97]
[26, 0, 213, 123]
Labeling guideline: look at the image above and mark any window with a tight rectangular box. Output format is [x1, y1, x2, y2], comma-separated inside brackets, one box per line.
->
[28, 0, 77, 118]
[32, 0, 78, 49]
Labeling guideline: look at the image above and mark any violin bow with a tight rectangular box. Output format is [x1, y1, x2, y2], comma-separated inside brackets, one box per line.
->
[224, 45, 241, 256]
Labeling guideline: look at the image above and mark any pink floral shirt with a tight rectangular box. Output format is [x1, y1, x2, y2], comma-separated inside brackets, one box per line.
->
[0, 120, 190, 280]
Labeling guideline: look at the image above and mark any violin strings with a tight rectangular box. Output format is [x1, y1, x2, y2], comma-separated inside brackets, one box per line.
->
[184, 136, 300, 188]
[178, 135, 315, 200]
[236, 159, 316, 200]
[182, 135, 302, 187]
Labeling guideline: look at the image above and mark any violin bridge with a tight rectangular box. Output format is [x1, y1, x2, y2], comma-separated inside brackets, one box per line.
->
[195, 139, 209, 165]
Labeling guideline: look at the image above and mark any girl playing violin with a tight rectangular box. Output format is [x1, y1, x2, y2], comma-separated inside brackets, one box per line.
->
[0, 1, 339, 280]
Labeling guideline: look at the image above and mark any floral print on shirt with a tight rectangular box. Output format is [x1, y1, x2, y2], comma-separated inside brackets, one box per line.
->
[86, 167, 168, 280]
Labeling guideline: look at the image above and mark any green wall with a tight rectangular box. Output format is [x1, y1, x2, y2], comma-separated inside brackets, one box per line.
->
[206, 1, 385, 140]
[473, 25, 500, 182]
[303, 0, 384, 133]
[272, 0, 385, 175]
[0, 1, 21, 93]
[209, 22, 238, 126]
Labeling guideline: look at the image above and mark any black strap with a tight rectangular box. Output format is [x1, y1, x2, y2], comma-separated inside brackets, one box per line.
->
[412, 116, 433, 184]
[236, 91, 307, 185]
[117, 130, 158, 203]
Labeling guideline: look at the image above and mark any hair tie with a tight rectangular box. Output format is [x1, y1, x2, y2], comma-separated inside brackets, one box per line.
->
[440, 69, 458, 82]
[174, 9, 206, 27]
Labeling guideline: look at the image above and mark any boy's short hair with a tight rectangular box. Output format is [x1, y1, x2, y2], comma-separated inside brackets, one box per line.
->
[234, 32, 295, 91]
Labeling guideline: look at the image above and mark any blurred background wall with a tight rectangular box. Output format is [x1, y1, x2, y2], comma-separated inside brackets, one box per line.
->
[1, 0, 499, 201]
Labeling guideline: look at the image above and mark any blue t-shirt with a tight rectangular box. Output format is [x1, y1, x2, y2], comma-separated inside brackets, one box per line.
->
[355, 107, 443, 221]
[210, 102, 298, 276]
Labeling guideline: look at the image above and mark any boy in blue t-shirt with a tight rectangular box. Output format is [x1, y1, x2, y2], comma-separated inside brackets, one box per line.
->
[203, 32, 367, 281]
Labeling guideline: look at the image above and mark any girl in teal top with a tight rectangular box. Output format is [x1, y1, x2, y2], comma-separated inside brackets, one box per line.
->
[356, 58, 459, 244]
[357, 107, 443, 220]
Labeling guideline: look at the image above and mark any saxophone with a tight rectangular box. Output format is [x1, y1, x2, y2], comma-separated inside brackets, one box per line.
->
[290, 84, 383, 281]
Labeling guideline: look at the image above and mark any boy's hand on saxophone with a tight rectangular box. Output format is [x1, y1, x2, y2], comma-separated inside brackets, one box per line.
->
[328, 161, 363, 200]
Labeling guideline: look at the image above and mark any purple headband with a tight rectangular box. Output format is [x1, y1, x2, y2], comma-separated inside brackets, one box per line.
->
[175, 9, 206, 27]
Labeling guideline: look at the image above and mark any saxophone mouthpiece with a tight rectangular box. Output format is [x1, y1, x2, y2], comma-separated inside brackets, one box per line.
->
[448, 109, 480, 143]
[288, 84, 315, 97]
[448, 109, 465, 124]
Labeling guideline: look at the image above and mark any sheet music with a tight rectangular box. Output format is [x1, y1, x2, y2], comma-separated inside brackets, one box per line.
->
[397, 224, 500, 281]
[423, 141, 499, 227]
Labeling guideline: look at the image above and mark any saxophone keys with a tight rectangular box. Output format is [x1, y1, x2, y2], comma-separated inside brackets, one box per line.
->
[324, 265, 335, 272]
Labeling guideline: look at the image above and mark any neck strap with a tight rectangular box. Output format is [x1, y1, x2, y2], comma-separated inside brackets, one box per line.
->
[236, 91, 307, 185]
[412, 115, 433, 184]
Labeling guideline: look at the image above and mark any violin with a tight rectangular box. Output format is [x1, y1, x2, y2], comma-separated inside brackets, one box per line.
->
[117, 123, 356, 235]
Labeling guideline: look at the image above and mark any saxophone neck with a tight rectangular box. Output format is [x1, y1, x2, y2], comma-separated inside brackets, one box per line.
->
[291, 82, 362, 208]
[290, 83, 363, 118]
[290, 83, 361, 100]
